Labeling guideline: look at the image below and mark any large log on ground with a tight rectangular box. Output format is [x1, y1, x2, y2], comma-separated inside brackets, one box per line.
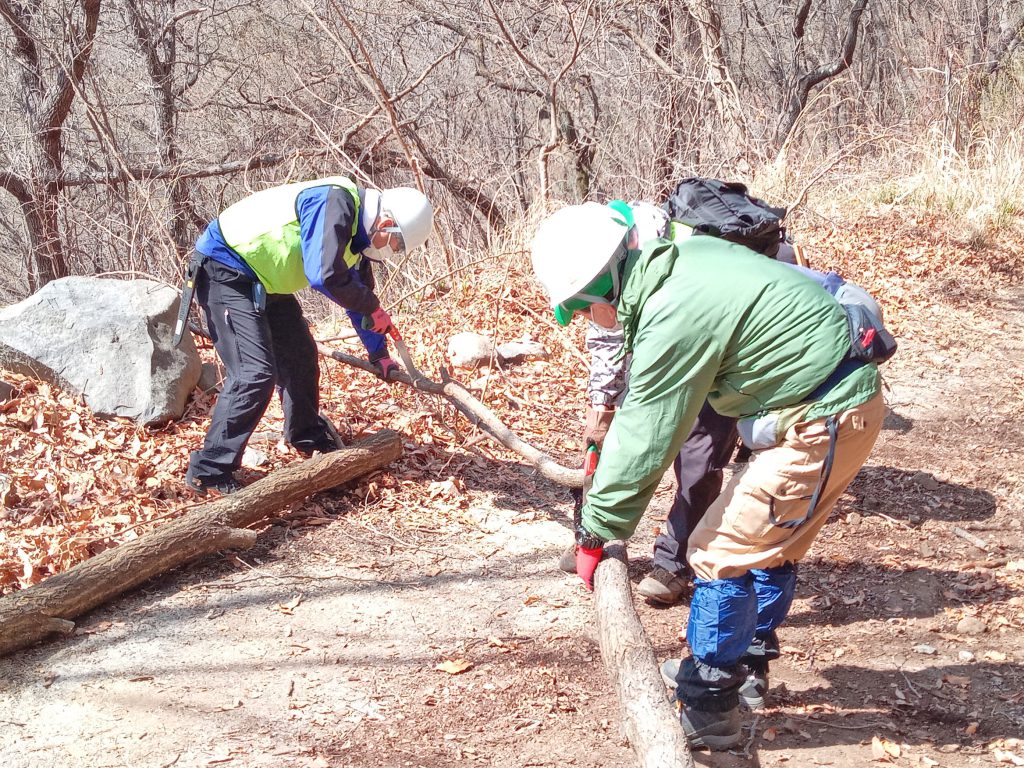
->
[594, 541, 693, 768]
[0, 430, 402, 658]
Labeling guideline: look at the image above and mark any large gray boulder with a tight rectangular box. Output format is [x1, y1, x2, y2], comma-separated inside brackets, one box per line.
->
[0, 277, 201, 424]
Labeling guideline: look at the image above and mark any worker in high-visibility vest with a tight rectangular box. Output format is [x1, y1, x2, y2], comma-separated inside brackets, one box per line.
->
[183, 177, 432, 495]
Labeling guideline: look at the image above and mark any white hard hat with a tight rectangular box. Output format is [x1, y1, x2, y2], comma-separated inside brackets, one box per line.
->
[531, 203, 629, 307]
[380, 187, 433, 251]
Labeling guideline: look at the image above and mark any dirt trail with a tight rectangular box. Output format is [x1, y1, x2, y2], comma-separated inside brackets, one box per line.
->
[2, 261, 1023, 768]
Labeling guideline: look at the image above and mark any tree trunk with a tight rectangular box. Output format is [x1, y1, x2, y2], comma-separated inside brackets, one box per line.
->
[684, 0, 748, 156]
[22, 188, 66, 292]
[775, 0, 870, 151]
[0, 430, 403, 658]
[594, 542, 694, 768]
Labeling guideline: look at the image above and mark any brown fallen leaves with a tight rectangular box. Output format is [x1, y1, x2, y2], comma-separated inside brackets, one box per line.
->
[436, 658, 473, 675]
[0, 266, 588, 595]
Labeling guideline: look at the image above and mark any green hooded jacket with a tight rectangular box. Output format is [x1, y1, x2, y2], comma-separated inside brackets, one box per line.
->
[581, 235, 880, 543]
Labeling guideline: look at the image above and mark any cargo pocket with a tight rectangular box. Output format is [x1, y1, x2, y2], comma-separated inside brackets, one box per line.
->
[723, 474, 811, 548]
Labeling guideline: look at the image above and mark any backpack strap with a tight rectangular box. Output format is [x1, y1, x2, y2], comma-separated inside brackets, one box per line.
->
[769, 413, 839, 530]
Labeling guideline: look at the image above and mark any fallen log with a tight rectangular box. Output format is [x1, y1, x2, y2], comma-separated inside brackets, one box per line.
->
[317, 343, 585, 489]
[594, 541, 693, 768]
[0, 430, 402, 658]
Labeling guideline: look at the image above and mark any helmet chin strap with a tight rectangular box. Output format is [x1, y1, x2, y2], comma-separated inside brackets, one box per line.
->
[576, 237, 628, 306]
[361, 189, 383, 237]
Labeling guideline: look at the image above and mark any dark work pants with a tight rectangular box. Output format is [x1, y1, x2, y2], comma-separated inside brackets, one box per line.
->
[187, 260, 331, 481]
[651, 401, 739, 576]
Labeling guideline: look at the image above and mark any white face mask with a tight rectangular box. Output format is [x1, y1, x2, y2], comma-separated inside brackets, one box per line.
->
[361, 243, 393, 263]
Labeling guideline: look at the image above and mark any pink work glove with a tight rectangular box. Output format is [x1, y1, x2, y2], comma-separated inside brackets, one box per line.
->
[374, 356, 398, 381]
[366, 307, 394, 335]
[576, 546, 603, 591]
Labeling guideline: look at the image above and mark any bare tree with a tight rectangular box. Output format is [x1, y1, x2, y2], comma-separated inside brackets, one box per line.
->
[0, 0, 102, 292]
[775, 0, 870, 150]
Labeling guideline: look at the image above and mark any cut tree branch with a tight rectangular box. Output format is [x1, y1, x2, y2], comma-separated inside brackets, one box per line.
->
[316, 343, 584, 488]
[594, 542, 694, 768]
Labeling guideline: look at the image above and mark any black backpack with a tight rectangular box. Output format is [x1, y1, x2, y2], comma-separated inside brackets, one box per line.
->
[663, 177, 787, 257]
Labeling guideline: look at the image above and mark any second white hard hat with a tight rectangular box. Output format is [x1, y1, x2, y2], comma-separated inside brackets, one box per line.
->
[530, 202, 630, 308]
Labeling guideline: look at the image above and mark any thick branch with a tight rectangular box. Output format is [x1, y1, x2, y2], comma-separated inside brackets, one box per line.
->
[40, 0, 102, 137]
[776, 0, 869, 149]
[794, 0, 812, 38]
[0, 0, 43, 96]
[986, 8, 1024, 75]
[793, 0, 869, 102]
[56, 152, 299, 187]
[317, 343, 583, 488]
[0, 431, 403, 658]
[0, 169, 30, 200]
[594, 542, 694, 768]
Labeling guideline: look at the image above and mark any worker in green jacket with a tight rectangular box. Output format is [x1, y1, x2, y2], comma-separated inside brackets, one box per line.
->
[530, 203, 884, 750]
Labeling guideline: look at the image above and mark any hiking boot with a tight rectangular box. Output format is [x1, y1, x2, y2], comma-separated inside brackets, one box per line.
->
[738, 669, 768, 711]
[557, 543, 577, 573]
[184, 470, 243, 497]
[661, 659, 768, 711]
[677, 701, 742, 751]
[637, 567, 690, 605]
[293, 439, 341, 458]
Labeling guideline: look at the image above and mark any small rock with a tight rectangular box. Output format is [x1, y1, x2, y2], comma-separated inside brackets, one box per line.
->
[956, 616, 986, 635]
[958, 650, 975, 662]
[845, 512, 862, 525]
[495, 339, 549, 364]
[911, 471, 940, 491]
[446, 332, 495, 369]
[913, 644, 938, 655]
[242, 447, 269, 468]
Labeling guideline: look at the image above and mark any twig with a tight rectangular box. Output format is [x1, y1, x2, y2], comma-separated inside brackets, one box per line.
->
[869, 510, 913, 529]
[316, 343, 585, 488]
[962, 558, 1007, 569]
[737, 714, 761, 758]
[952, 526, 991, 551]
[346, 519, 449, 559]
[784, 713, 892, 730]
[197, 572, 375, 589]
[898, 669, 922, 699]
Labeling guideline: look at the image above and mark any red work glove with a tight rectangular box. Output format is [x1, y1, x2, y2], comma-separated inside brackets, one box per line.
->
[374, 356, 398, 381]
[364, 307, 394, 335]
[576, 545, 603, 591]
[583, 406, 615, 449]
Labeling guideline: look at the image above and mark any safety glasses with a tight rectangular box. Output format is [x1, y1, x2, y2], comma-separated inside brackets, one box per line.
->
[370, 220, 406, 253]
[553, 240, 628, 326]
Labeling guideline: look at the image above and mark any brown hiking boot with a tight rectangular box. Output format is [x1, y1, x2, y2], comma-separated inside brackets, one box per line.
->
[557, 543, 577, 573]
[637, 567, 691, 605]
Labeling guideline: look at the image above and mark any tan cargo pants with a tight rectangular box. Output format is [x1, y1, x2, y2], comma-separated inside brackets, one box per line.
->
[687, 392, 884, 580]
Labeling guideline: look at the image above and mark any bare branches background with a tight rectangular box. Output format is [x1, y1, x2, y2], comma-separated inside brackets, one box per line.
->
[1, 0, 1022, 304]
